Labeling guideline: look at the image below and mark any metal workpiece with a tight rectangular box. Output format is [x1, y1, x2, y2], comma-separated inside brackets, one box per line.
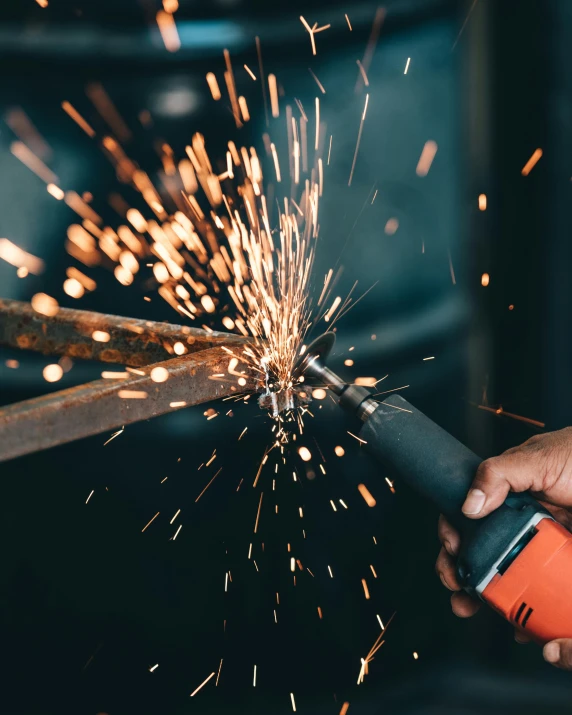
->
[0, 347, 256, 462]
[0, 299, 248, 367]
[0, 299, 259, 461]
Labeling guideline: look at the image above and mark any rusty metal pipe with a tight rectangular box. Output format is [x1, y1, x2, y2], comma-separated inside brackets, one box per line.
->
[0, 298, 247, 366]
[0, 347, 256, 462]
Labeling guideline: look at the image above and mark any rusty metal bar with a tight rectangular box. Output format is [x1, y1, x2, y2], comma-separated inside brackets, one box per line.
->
[0, 298, 247, 367]
[0, 347, 256, 462]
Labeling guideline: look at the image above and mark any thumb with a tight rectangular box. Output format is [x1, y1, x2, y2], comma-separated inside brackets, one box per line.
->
[462, 450, 544, 519]
[544, 640, 572, 670]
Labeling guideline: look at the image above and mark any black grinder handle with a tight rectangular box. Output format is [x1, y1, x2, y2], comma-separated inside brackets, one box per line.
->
[360, 394, 520, 535]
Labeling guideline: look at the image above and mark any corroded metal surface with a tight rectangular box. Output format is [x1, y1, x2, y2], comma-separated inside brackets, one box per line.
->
[0, 347, 256, 462]
[0, 299, 247, 367]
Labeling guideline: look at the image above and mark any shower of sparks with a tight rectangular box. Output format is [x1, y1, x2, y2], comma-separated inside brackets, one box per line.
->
[55, 71, 340, 443]
[0, 30, 425, 703]
[521, 148, 542, 176]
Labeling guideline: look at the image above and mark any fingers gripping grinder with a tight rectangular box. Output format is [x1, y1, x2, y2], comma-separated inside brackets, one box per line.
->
[297, 333, 572, 644]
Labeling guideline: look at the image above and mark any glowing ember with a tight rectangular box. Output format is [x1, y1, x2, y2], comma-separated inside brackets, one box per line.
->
[312, 388, 327, 400]
[521, 148, 542, 176]
[47, 183, 65, 200]
[150, 367, 169, 383]
[481, 272, 490, 287]
[298, 446, 312, 462]
[478, 193, 487, 211]
[156, 10, 181, 52]
[92, 330, 110, 342]
[63, 277, 85, 298]
[334, 446, 345, 457]
[416, 140, 438, 177]
[43, 364, 63, 383]
[0, 238, 44, 275]
[357, 484, 376, 507]
[384, 218, 399, 235]
[31, 292, 58, 317]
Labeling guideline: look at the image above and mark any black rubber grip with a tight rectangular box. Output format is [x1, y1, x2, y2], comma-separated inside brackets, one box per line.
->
[360, 394, 482, 532]
[359, 394, 547, 588]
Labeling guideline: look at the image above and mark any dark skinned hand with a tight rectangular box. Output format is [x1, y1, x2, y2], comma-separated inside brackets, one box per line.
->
[435, 428, 572, 669]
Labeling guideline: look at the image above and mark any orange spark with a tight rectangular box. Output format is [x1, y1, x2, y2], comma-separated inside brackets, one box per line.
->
[521, 148, 542, 176]
[142, 512, 160, 532]
[10, 141, 58, 184]
[85, 83, 131, 142]
[478, 193, 487, 210]
[0, 238, 44, 274]
[308, 68, 326, 94]
[358, 484, 376, 507]
[356, 60, 369, 86]
[385, 218, 399, 235]
[348, 94, 369, 186]
[416, 140, 438, 176]
[156, 10, 181, 52]
[254, 492, 264, 533]
[190, 672, 215, 697]
[195, 468, 223, 502]
[31, 292, 58, 317]
[268, 74, 279, 118]
[43, 364, 63, 383]
[61, 101, 96, 138]
[206, 73, 222, 100]
[47, 184, 64, 200]
[355, 8, 385, 92]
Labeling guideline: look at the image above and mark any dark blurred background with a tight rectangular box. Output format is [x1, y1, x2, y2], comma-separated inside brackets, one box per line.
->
[1, 0, 572, 713]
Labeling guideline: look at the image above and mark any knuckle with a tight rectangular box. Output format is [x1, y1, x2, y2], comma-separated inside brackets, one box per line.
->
[475, 458, 497, 484]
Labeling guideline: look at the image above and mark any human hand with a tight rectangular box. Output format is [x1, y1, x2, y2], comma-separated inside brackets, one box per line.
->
[435, 428, 572, 669]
